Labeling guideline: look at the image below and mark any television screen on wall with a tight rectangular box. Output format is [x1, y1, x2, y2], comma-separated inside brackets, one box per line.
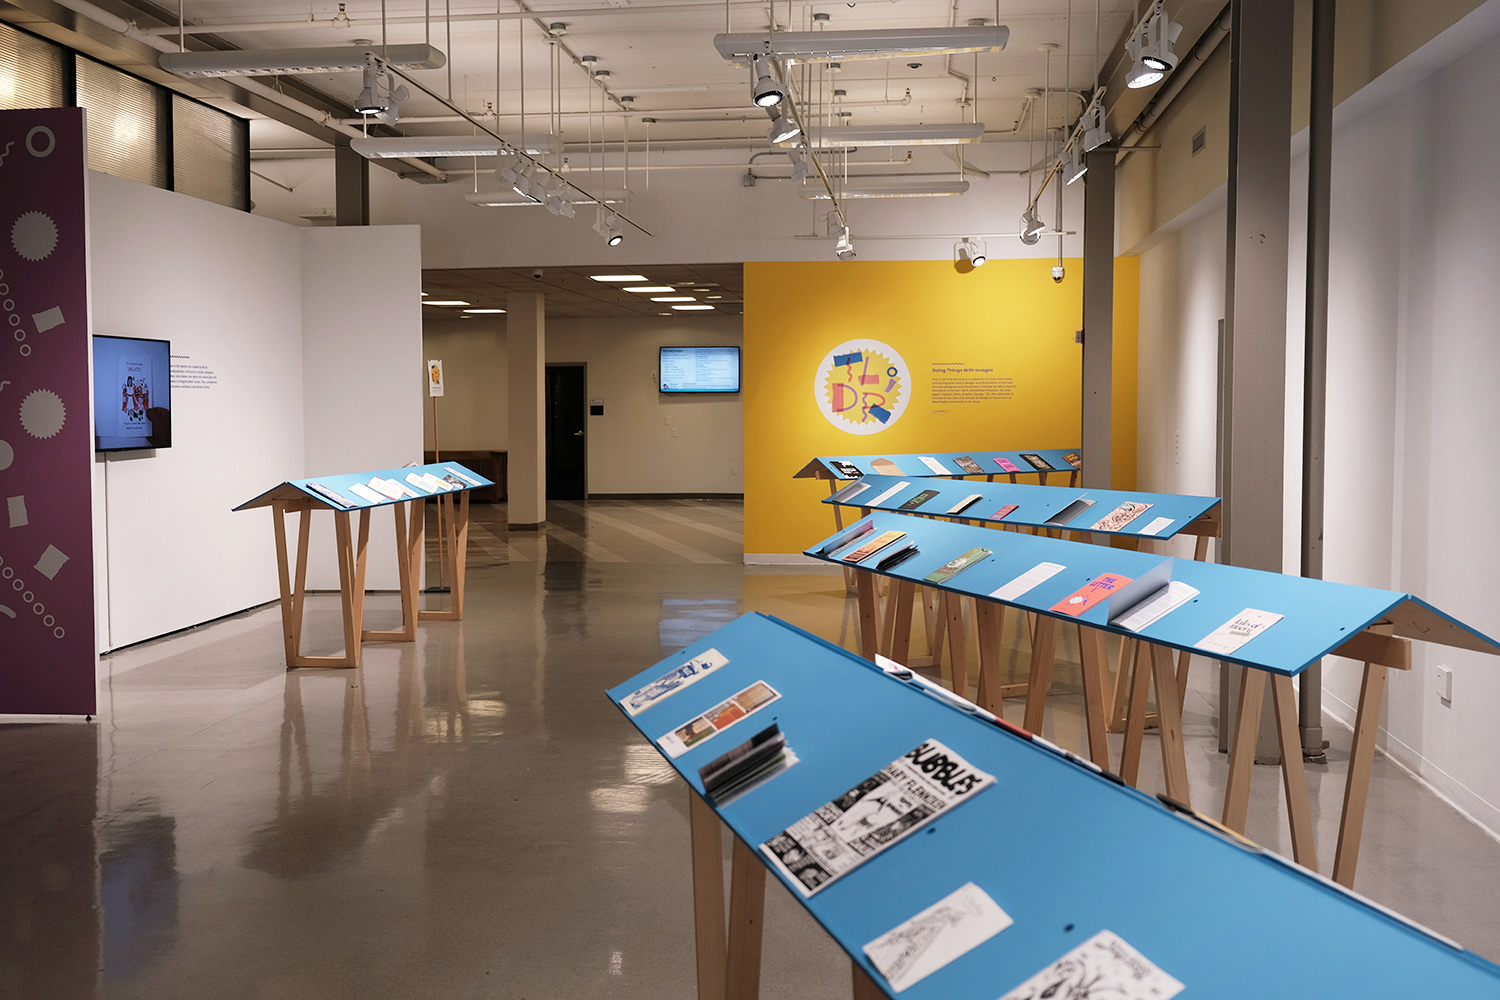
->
[659, 346, 740, 394]
[93, 335, 172, 451]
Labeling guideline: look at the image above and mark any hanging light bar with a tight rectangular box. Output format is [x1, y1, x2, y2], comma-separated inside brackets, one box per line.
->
[806, 122, 984, 148]
[799, 180, 971, 199]
[160, 44, 446, 78]
[715, 26, 1008, 64]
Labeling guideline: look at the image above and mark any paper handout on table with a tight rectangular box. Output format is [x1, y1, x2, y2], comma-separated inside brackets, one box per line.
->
[368, 477, 415, 501]
[867, 480, 912, 507]
[842, 530, 907, 564]
[1137, 516, 1176, 537]
[997, 930, 1184, 1000]
[306, 483, 356, 508]
[698, 723, 797, 804]
[831, 481, 873, 504]
[1051, 573, 1133, 617]
[444, 465, 484, 487]
[863, 882, 1012, 992]
[1111, 580, 1201, 632]
[923, 547, 990, 585]
[919, 456, 950, 475]
[760, 738, 995, 897]
[1092, 500, 1153, 532]
[348, 482, 388, 504]
[1195, 608, 1284, 655]
[621, 647, 728, 716]
[404, 473, 441, 494]
[658, 680, 780, 758]
[990, 562, 1066, 602]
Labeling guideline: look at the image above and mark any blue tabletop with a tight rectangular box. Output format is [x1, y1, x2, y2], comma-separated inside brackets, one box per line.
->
[233, 461, 495, 512]
[803, 510, 1499, 675]
[823, 473, 1219, 541]
[607, 613, 1500, 999]
[796, 449, 1082, 481]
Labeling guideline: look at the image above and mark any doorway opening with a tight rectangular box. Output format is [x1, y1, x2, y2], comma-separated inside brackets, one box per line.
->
[545, 363, 587, 500]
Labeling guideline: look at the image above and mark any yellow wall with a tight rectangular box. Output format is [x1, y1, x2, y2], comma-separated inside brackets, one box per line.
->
[744, 258, 1139, 556]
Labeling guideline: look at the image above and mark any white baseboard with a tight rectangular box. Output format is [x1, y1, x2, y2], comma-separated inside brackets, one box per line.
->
[1323, 688, 1500, 846]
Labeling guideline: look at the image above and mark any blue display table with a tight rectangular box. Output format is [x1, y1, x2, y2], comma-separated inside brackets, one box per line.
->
[607, 613, 1500, 1000]
[794, 448, 1083, 484]
[235, 461, 494, 667]
[802, 510, 1500, 888]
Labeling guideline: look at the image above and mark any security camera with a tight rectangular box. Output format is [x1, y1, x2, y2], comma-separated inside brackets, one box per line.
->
[531, 269, 544, 279]
[1051, 265, 1065, 283]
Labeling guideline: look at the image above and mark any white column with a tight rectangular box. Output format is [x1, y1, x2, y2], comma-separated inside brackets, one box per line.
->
[506, 291, 546, 528]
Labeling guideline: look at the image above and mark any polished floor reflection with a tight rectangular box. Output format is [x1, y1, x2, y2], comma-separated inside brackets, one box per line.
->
[3, 499, 1499, 998]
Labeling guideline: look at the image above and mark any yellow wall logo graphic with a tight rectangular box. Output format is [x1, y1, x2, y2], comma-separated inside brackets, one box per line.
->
[813, 339, 909, 435]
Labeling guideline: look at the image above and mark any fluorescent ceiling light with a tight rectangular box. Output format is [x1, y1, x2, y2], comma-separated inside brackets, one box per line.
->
[465, 192, 541, 207]
[672, 304, 715, 310]
[800, 180, 970, 198]
[625, 286, 675, 293]
[160, 44, 445, 78]
[353, 136, 504, 159]
[463, 308, 507, 314]
[424, 299, 470, 306]
[806, 123, 984, 148]
[652, 296, 696, 302]
[715, 26, 1008, 64]
[591, 275, 648, 282]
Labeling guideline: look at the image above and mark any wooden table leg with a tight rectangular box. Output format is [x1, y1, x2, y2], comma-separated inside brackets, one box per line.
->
[352, 507, 371, 637]
[1333, 661, 1389, 888]
[1149, 642, 1191, 806]
[451, 490, 471, 618]
[854, 569, 881, 662]
[943, 592, 969, 697]
[1221, 668, 1268, 833]
[1022, 615, 1058, 733]
[272, 505, 298, 665]
[333, 510, 361, 668]
[889, 579, 915, 663]
[1077, 626, 1112, 769]
[689, 792, 727, 1000]
[725, 836, 767, 1000]
[1119, 640, 1153, 786]
[1108, 636, 1139, 734]
[291, 509, 312, 661]
[974, 600, 1004, 715]
[922, 587, 946, 670]
[1270, 673, 1317, 869]
[852, 963, 885, 1000]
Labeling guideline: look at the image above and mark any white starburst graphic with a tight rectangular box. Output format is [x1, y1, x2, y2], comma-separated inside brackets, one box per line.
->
[19, 389, 65, 439]
[11, 211, 58, 262]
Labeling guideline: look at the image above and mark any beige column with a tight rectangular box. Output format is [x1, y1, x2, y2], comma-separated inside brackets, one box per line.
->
[506, 291, 546, 528]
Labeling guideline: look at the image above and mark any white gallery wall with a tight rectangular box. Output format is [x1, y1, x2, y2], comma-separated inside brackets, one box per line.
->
[1136, 6, 1500, 836]
[88, 172, 423, 651]
[423, 313, 743, 495]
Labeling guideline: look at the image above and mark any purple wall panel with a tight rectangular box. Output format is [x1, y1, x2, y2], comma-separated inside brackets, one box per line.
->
[0, 108, 97, 715]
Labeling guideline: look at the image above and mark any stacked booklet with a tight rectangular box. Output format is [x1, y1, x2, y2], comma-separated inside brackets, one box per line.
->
[698, 724, 796, 804]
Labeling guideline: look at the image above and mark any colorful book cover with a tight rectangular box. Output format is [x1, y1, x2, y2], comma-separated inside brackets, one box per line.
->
[117, 355, 152, 435]
[830, 460, 863, 478]
[1062, 452, 1083, 470]
[1093, 501, 1153, 532]
[994, 457, 1021, 473]
[898, 489, 940, 511]
[1050, 573, 1133, 616]
[924, 547, 991, 585]
[953, 455, 985, 474]
[842, 530, 907, 563]
[1021, 453, 1055, 472]
[992, 504, 1019, 520]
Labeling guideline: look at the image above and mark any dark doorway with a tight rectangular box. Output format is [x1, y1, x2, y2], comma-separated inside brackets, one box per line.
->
[545, 364, 587, 499]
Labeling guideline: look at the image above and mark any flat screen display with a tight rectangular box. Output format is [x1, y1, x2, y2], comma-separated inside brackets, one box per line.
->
[660, 346, 740, 394]
[93, 335, 172, 451]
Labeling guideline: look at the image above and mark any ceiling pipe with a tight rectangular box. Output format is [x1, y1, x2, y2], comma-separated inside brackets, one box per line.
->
[45, 0, 447, 181]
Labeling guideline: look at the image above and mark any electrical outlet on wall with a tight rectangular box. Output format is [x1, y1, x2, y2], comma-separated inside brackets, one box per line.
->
[1436, 665, 1453, 705]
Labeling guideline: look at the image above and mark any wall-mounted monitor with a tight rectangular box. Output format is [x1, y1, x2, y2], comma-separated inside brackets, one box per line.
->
[93, 335, 172, 452]
[660, 346, 740, 394]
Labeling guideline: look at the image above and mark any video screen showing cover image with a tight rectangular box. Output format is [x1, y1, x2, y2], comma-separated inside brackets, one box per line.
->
[93, 335, 172, 451]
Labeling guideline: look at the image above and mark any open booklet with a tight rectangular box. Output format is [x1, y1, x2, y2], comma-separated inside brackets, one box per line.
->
[761, 739, 995, 897]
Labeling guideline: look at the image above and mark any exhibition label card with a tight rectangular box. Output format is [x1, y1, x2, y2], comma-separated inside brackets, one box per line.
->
[1195, 608, 1284, 655]
[998, 930, 1184, 1000]
[863, 882, 1012, 993]
[1112, 580, 1201, 632]
[831, 481, 873, 504]
[1137, 516, 1175, 536]
[1092, 501, 1153, 532]
[953, 456, 985, 475]
[924, 547, 991, 585]
[867, 481, 912, 507]
[842, 530, 907, 564]
[657, 681, 781, 758]
[919, 456, 950, 475]
[994, 458, 1022, 473]
[1051, 573, 1134, 617]
[621, 648, 729, 716]
[444, 465, 484, 487]
[761, 739, 995, 896]
[990, 562, 1066, 602]
[348, 482, 388, 505]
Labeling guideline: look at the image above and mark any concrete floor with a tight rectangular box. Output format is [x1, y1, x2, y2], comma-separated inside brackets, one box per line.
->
[3, 498, 1499, 998]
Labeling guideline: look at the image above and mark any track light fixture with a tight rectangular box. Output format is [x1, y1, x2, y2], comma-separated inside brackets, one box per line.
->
[1019, 205, 1045, 245]
[1126, 6, 1182, 89]
[1080, 103, 1111, 152]
[788, 150, 810, 182]
[834, 224, 856, 260]
[593, 208, 624, 246]
[956, 238, 987, 267]
[1062, 146, 1087, 186]
[767, 110, 801, 144]
[352, 55, 410, 123]
[750, 53, 786, 108]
